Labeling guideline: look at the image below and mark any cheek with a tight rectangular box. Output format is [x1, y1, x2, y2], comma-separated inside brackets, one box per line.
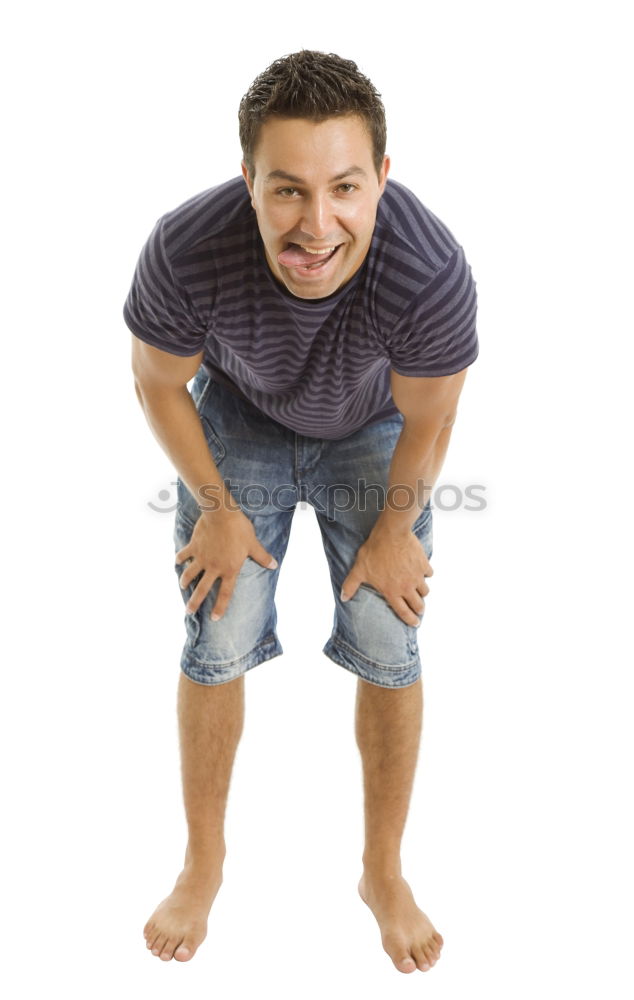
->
[263, 209, 295, 240]
[262, 197, 294, 222]
[341, 206, 372, 237]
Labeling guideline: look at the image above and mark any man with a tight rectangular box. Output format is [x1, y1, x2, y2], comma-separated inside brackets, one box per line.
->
[124, 50, 478, 975]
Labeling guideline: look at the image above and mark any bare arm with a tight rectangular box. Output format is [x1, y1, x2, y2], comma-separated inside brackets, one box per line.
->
[375, 366, 469, 535]
[340, 366, 469, 625]
[131, 339, 232, 513]
[132, 337, 278, 617]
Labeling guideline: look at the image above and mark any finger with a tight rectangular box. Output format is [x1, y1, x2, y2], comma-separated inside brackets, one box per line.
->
[179, 558, 201, 590]
[185, 573, 217, 615]
[392, 596, 422, 627]
[175, 543, 192, 565]
[252, 542, 279, 570]
[416, 580, 430, 597]
[210, 575, 238, 621]
[407, 592, 426, 615]
[341, 571, 362, 602]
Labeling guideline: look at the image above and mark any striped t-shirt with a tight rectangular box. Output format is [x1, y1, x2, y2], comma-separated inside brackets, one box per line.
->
[123, 176, 479, 439]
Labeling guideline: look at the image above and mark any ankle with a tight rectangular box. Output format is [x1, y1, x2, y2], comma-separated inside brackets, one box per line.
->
[184, 841, 227, 873]
[362, 853, 402, 879]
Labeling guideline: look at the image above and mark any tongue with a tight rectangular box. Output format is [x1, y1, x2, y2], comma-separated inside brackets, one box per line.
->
[277, 244, 334, 267]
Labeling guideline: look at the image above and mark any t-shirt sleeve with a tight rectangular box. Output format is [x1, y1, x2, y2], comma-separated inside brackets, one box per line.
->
[387, 246, 479, 377]
[122, 216, 207, 357]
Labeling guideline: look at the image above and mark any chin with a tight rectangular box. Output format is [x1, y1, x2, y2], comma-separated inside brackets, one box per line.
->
[285, 277, 339, 299]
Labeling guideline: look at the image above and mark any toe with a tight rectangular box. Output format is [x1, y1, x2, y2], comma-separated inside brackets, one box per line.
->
[384, 933, 417, 973]
[151, 934, 168, 956]
[423, 943, 436, 966]
[433, 931, 444, 950]
[411, 945, 430, 971]
[174, 941, 194, 961]
[160, 938, 177, 961]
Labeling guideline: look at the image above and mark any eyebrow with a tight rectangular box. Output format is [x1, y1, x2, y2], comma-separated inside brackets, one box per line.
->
[265, 166, 368, 184]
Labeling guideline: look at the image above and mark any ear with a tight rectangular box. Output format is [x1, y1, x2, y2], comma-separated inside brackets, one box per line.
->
[378, 155, 391, 195]
[241, 161, 255, 206]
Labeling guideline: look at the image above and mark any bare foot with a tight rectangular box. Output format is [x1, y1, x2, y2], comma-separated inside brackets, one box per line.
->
[358, 871, 444, 974]
[143, 865, 223, 962]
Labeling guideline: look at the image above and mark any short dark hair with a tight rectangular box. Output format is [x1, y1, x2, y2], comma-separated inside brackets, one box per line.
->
[239, 50, 387, 179]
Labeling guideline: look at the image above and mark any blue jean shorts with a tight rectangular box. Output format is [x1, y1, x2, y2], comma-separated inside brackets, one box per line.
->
[173, 368, 433, 689]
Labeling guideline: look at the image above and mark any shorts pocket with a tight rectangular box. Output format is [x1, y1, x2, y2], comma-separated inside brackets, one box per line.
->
[175, 384, 227, 526]
[173, 514, 203, 646]
[174, 478, 200, 530]
[200, 412, 226, 467]
[413, 502, 433, 560]
[192, 376, 227, 468]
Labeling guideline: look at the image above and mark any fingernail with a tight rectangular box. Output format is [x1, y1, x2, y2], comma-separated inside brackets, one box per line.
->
[340, 589, 348, 601]
[268, 557, 278, 569]
[211, 612, 220, 621]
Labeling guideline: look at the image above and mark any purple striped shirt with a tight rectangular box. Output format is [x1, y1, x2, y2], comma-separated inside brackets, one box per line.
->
[123, 176, 479, 439]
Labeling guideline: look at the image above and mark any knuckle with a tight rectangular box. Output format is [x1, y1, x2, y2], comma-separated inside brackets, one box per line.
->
[191, 583, 208, 606]
[216, 592, 231, 611]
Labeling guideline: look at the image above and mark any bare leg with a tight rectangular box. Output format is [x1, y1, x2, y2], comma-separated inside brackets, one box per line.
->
[355, 677, 444, 975]
[143, 672, 244, 962]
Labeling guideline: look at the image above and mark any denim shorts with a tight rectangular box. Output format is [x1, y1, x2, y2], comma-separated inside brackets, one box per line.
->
[173, 367, 433, 689]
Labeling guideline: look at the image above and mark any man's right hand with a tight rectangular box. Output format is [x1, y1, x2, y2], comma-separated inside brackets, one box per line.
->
[175, 508, 278, 620]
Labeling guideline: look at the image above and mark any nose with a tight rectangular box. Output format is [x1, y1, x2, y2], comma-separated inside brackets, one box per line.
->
[300, 192, 334, 240]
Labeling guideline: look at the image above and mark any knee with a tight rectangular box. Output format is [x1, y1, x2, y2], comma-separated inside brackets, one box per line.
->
[336, 584, 418, 668]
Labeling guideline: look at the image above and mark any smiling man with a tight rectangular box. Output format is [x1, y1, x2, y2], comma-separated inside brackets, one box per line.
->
[125, 50, 479, 974]
[245, 116, 385, 298]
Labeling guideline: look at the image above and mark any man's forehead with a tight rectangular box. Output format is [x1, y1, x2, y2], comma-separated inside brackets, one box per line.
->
[252, 114, 375, 174]
[264, 166, 368, 185]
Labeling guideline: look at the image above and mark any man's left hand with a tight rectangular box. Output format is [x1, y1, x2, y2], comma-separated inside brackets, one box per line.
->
[340, 524, 433, 626]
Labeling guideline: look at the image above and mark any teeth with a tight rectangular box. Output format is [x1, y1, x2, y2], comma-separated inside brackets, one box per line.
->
[300, 245, 335, 255]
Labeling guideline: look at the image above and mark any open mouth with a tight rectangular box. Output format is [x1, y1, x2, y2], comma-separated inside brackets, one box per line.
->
[277, 242, 343, 275]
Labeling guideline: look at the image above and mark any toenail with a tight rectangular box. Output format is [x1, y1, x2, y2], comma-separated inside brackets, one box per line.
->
[422, 963, 430, 970]
[152, 949, 159, 955]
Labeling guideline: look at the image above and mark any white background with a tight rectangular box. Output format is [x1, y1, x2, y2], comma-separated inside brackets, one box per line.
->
[2, 1, 632, 996]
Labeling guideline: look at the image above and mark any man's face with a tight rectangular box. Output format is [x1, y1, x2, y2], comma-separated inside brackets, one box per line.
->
[242, 115, 390, 299]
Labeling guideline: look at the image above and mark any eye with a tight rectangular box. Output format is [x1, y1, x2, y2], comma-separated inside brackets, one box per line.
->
[337, 183, 356, 193]
[277, 187, 298, 197]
